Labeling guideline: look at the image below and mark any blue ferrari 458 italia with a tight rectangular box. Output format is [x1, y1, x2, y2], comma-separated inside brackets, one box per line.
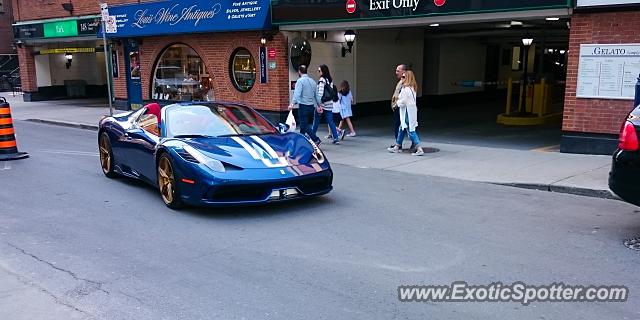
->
[98, 102, 333, 208]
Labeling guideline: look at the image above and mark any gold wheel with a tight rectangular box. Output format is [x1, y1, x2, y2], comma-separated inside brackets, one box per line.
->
[99, 133, 117, 178]
[158, 156, 175, 205]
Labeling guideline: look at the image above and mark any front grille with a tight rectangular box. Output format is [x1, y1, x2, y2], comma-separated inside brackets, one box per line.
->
[206, 173, 332, 202]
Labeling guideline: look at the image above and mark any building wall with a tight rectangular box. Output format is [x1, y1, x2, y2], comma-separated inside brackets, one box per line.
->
[34, 55, 51, 87]
[563, 11, 638, 135]
[284, 31, 356, 103]
[434, 38, 487, 95]
[11, 0, 143, 22]
[113, 31, 291, 112]
[17, 46, 37, 92]
[0, 0, 14, 54]
[356, 28, 424, 103]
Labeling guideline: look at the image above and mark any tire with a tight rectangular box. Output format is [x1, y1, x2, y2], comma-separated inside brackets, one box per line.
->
[157, 153, 184, 209]
[99, 132, 118, 178]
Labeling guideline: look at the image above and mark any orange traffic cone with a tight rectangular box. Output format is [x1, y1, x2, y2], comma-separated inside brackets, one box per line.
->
[0, 97, 28, 161]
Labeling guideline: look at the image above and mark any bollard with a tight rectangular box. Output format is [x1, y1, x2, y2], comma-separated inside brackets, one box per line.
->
[0, 97, 28, 161]
[635, 74, 640, 109]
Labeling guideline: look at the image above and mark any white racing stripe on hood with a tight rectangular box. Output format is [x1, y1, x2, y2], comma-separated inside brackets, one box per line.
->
[231, 136, 289, 168]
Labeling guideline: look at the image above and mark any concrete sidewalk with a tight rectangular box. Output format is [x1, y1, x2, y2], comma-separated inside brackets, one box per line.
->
[2, 93, 615, 199]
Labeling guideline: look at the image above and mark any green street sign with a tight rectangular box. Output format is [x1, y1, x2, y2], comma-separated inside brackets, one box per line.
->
[43, 20, 78, 38]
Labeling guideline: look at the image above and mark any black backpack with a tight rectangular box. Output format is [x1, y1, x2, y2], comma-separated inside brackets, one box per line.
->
[321, 80, 339, 103]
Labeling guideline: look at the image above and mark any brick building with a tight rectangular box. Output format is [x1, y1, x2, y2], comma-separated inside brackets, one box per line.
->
[562, 0, 640, 153]
[11, 0, 640, 154]
[11, 0, 291, 120]
[0, 0, 14, 54]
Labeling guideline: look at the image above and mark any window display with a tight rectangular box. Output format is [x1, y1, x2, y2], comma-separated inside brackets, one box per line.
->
[152, 44, 213, 101]
[230, 48, 256, 92]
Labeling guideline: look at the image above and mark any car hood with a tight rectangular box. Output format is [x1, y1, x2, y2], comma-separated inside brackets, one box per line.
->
[180, 133, 316, 169]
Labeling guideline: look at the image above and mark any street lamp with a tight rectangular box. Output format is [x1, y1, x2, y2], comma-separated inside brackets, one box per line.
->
[65, 53, 73, 69]
[260, 32, 273, 47]
[341, 30, 356, 57]
[520, 33, 533, 114]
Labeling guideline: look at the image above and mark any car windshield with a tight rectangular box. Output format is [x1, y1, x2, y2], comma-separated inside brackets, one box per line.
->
[165, 104, 277, 138]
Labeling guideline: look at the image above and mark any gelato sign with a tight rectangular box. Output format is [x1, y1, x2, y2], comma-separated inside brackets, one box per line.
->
[106, 0, 270, 37]
[577, 44, 640, 100]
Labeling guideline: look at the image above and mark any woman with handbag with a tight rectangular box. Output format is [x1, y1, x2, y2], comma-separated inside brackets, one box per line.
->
[387, 70, 424, 156]
[311, 64, 341, 145]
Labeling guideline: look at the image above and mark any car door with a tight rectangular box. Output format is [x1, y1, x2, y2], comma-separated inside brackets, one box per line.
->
[126, 113, 160, 182]
[110, 108, 145, 173]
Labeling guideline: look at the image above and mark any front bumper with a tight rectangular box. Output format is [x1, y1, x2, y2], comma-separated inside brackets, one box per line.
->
[177, 165, 333, 206]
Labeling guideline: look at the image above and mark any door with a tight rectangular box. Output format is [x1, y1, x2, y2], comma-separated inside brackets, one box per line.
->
[124, 39, 143, 110]
[126, 113, 160, 182]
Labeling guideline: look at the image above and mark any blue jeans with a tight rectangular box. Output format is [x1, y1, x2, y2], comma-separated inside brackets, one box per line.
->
[312, 109, 339, 141]
[299, 104, 320, 143]
[396, 110, 421, 146]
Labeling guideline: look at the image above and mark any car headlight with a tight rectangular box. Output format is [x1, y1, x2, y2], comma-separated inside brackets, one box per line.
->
[183, 145, 225, 172]
[308, 139, 325, 164]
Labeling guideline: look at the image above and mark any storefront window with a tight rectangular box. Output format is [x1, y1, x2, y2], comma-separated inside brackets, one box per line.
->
[230, 48, 256, 92]
[152, 44, 213, 101]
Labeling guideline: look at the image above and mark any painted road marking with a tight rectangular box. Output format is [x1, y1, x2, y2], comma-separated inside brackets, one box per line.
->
[0, 162, 11, 171]
[38, 149, 99, 157]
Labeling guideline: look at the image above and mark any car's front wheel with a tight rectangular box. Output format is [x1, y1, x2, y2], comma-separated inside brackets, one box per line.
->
[99, 132, 118, 178]
[157, 153, 184, 209]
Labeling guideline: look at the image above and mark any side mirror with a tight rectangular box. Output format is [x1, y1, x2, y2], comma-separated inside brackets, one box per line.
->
[278, 123, 290, 134]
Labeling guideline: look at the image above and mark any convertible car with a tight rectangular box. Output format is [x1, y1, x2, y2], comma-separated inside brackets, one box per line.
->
[98, 102, 333, 208]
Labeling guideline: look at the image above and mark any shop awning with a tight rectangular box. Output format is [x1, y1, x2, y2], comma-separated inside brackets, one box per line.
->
[271, 0, 572, 26]
[103, 0, 271, 38]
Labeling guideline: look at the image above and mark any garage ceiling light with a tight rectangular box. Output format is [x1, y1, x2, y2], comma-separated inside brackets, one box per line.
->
[510, 21, 523, 26]
[546, 17, 560, 21]
[429, 23, 440, 27]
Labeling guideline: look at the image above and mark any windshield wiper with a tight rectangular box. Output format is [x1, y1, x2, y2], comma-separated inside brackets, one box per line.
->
[173, 134, 215, 139]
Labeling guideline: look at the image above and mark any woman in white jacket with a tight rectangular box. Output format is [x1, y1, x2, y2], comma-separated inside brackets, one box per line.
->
[387, 70, 424, 156]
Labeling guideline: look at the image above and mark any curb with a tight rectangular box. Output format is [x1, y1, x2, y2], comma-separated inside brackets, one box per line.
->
[493, 182, 619, 201]
[25, 119, 99, 131]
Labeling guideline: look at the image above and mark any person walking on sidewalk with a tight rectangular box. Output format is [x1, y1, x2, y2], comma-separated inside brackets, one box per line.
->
[289, 65, 321, 144]
[337, 80, 356, 138]
[325, 96, 344, 140]
[391, 64, 407, 140]
[388, 70, 424, 156]
[312, 64, 341, 144]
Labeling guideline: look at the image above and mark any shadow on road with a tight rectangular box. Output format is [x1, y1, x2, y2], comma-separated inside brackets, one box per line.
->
[108, 174, 336, 220]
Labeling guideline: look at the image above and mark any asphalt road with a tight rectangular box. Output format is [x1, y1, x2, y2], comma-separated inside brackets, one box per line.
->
[1, 121, 639, 320]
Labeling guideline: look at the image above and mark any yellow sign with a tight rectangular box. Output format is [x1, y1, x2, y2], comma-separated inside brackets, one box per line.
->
[40, 47, 96, 54]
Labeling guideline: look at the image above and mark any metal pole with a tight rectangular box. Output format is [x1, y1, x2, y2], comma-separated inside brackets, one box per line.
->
[520, 45, 530, 115]
[102, 20, 114, 116]
[635, 74, 640, 110]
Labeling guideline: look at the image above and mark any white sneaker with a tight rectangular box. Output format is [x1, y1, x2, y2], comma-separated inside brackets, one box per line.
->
[387, 145, 401, 153]
[412, 147, 424, 156]
[347, 132, 356, 137]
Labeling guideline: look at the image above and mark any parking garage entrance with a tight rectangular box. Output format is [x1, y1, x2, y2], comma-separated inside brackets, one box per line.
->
[273, 0, 572, 150]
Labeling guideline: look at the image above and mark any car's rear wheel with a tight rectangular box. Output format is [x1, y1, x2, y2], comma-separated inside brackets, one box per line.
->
[157, 153, 184, 209]
[99, 132, 118, 178]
